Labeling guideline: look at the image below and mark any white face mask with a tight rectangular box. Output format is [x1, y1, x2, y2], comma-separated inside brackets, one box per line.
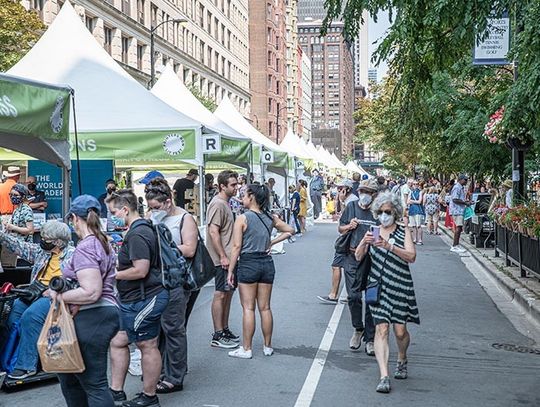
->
[358, 193, 372, 207]
[150, 209, 168, 224]
[379, 213, 395, 227]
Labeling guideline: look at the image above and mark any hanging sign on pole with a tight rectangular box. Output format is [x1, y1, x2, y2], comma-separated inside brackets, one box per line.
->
[202, 134, 222, 154]
[473, 13, 510, 65]
[261, 150, 274, 163]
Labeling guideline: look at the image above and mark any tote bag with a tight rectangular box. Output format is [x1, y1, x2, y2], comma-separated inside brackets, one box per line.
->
[37, 298, 85, 373]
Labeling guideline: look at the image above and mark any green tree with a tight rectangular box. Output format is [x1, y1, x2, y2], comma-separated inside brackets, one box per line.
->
[188, 85, 217, 112]
[0, 0, 45, 71]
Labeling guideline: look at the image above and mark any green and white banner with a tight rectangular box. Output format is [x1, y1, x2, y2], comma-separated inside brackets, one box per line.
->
[0, 75, 71, 141]
[204, 136, 251, 164]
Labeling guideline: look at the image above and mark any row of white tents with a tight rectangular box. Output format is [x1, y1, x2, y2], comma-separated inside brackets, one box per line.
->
[2, 2, 367, 192]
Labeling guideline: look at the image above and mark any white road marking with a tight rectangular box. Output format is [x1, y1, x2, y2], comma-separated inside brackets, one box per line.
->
[294, 288, 347, 407]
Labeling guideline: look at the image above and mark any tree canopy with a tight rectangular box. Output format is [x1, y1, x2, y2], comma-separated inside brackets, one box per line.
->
[0, 0, 45, 72]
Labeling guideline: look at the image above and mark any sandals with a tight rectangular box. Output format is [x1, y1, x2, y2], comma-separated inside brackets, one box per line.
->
[156, 381, 184, 394]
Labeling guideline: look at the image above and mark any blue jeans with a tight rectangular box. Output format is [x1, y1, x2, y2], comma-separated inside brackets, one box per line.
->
[4, 297, 51, 371]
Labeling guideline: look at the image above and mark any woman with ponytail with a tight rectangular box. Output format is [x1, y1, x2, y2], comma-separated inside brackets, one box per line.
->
[226, 184, 294, 359]
[52, 195, 119, 406]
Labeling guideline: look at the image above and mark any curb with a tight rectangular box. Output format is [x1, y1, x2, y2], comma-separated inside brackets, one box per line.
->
[438, 224, 540, 327]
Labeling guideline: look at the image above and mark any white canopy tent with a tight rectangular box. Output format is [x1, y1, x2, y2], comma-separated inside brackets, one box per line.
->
[346, 160, 368, 175]
[7, 1, 204, 166]
[280, 128, 309, 159]
[330, 152, 346, 170]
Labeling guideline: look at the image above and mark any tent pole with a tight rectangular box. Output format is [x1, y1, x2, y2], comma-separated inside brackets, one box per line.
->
[198, 165, 205, 226]
[62, 167, 71, 216]
[71, 90, 82, 195]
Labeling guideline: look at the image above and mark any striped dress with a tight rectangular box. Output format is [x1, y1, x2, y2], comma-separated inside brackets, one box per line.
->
[368, 225, 420, 325]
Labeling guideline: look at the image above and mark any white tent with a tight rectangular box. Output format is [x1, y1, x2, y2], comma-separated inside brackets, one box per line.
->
[8, 1, 203, 165]
[152, 65, 246, 141]
[280, 128, 312, 159]
[330, 152, 346, 169]
[346, 160, 368, 175]
[306, 141, 323, 167]
[316, 145, 339, 169]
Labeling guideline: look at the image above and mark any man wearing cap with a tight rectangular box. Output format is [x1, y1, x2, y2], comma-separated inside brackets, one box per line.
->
[0, 166, 21, 215]
[338, 178, 378, 355]
[450, 174, 472, 253]
[318, 179, 358, 305]
[173, 169, 199, 209]
[310, 169, 325, 219]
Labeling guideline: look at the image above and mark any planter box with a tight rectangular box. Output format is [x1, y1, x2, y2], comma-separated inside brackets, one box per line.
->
[495, 224, 540, 279]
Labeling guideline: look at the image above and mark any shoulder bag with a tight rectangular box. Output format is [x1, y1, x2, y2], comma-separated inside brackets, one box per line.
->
[365, 249, 390, 306]
[334, 204, 358, 254]
[179, 214, 216, 291]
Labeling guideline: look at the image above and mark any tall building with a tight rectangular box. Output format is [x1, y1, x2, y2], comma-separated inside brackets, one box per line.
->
[249, 0, 287, 143]
[298, 20, 354, 159]
[368, 68, 378, 84]
[298, 0, 327, 21]
[23, 0, 251, 115]
[300, 49, 312, 140]
[353, 12, 369, 90]
[285, 0, 301, 137]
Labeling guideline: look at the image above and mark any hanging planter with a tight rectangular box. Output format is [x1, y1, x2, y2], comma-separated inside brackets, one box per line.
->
[506, 136, 534, 151]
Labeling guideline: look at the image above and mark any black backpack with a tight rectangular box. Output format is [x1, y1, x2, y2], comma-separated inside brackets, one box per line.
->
[133, 220, 187, 290]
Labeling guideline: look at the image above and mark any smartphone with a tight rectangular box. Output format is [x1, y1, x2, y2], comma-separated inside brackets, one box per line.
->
[370, 225, 380, 242]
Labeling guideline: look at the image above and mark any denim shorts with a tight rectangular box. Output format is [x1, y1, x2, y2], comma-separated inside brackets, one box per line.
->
[119, 289, 169, 343]
[237, 253, 276, 284]
[331, 252, 346, 268]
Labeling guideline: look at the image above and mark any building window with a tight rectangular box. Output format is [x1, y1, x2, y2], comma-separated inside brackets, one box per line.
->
[207, 10, 212, 32]
[214, 17, 219, 39]
[207, 47, 212, 67]
[121, 36, 129, 64]
[85, 16, 95, 33]
[137, 44, 145, 70]
[151, 3, 158, 27]
[214, 51, 219, 71]
[198, 4, 204, 27]
[122, 0, 131, 16]
[221, 24, 225, 45]
[200, 41, 205, 64]
[32, 0, 44, 18]
[103, 26, 113, 55]
[137, 0, 145, 24]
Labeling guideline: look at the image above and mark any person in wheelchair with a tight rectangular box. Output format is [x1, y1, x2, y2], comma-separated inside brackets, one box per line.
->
[0, 221, 74, 380]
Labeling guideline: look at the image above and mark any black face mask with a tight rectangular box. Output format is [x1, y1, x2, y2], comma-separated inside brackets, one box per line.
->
[40, 240, 56, 251]
[107, 187, 116, 194]
[27, 183, 36, 191]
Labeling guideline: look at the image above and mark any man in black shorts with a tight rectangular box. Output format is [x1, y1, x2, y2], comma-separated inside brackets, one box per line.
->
[206, 170, 240, 349]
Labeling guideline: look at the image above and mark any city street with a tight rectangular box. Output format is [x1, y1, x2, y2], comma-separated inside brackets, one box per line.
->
[2, 223, 539, 407]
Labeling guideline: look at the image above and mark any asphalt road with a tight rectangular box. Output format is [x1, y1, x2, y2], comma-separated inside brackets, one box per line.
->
[2, 223, 539, 406]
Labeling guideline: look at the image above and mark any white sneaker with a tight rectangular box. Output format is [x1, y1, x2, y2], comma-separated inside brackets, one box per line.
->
[263, 346, 274, 356]
[450, 246, 466, 253]
[128, 348, 142, 376]
[349, 330, 363, 350]
[228, 347, 252, 359]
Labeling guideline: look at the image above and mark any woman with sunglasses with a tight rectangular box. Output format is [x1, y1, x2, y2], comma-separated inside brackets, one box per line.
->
[144, 177, 198, 394]
[226, 184, 293, 359]
[3, 183, 34, 242]
[355, 191, 419, 394]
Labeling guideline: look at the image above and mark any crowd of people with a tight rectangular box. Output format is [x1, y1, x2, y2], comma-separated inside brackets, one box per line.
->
[0, 164, 522, 402]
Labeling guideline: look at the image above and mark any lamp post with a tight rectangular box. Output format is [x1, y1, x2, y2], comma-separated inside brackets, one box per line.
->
[275, 105, 289, 144]
[150, 17, 188, 88]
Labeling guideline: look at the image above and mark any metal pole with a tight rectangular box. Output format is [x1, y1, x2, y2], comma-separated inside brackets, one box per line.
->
[150, 28, 155, 89]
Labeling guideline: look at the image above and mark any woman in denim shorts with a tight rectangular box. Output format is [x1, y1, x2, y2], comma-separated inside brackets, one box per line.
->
[226, 184, 294, 359]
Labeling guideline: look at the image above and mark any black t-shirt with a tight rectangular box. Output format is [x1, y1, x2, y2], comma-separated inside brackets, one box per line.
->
[339, 201, 378, 249]
[117, 219, 162, 303]
[29, 190, 47, 212]
[173, 178, 195, 208]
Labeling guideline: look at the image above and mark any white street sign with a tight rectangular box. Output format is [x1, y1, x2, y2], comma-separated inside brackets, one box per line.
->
[473, 15, 510, 65]
[261, 151, 274, 163]
[202, 134, 222, 154]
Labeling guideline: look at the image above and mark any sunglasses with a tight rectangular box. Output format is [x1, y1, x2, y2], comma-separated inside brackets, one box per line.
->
[376, 210, 393, 215]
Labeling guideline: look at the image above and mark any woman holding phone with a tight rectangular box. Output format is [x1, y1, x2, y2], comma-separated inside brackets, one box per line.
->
[355, 191, 419, 394]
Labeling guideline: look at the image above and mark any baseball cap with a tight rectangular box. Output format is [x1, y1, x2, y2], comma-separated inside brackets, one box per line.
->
[358, 178, 378, 192]
[458, 174, 469, 181]
[338, 179, 354, 189]
[68, 195, 101, 217]
[187, 169, 199, 176]
[139, 170, 164, 185]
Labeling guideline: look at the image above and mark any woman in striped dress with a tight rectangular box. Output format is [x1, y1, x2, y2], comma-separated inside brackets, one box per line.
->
[355, 191, 419, 394]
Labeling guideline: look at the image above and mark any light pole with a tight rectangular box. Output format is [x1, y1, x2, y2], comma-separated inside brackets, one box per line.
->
[275, 105, 289, 144]
[150, 17, 188, 88]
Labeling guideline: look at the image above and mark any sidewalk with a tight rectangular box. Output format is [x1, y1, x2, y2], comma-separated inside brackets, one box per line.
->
[439, 222, 540, 333]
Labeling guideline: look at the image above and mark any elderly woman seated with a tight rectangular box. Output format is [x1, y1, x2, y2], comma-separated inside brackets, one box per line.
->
[0, 221, 74, 380]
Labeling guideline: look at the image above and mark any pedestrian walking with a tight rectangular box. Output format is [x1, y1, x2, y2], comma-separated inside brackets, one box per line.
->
[289, 185, 301, 235]
[424, 187, 441, 235]
[449, 175, 472, 253]
[173, 169, 198, 209]
[310, 169, 324, 219]
[407, 181, 425, 245]
[206, 170, 241, 349]
[226, 185, 293, 358]
[355, 191, 419, 393]
[338, 178, 379, 355]
[107, 189, 169, 407]
[317, 179, 358, 305]
[4, 183, 34, 242]
[144, 178, 198, 394]
[55, 195, 120, 407]
[298, 180, 308, 233]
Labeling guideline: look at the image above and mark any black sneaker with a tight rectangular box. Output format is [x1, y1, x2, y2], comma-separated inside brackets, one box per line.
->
[211, 331, 239, 349]
[7, 369, 37, 380]
[317, 295, 338, 304]
[122, 393, 160, 407]
[223, 328, 240, 343]
[110, 388, 127, 406]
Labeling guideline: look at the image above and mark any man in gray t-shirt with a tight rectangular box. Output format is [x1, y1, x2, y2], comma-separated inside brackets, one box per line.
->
[450, 174, 472, 253]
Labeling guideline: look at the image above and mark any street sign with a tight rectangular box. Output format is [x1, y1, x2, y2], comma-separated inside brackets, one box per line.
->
[296, 160, 305, 170]
[202, 134, 222, 154]
[261, 151, 274, 163]
[473, 14, 510, 65]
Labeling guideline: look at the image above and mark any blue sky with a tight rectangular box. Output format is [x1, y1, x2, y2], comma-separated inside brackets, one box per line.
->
[368, 10, 392, 80]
